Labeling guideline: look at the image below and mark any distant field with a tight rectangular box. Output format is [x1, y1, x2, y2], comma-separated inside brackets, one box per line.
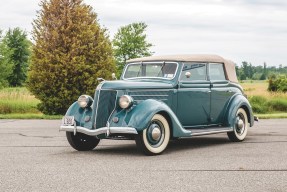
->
[240, 80, 287, 100]
[240, 80, 287, 114]
[241, 80, 283, 97]
[0, 81, 286, 119]
[241, 80, 269, 96]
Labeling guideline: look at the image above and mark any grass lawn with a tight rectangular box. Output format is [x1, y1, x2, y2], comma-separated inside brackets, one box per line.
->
[0, 87, 61, 119]
[0, 113, 62, 119]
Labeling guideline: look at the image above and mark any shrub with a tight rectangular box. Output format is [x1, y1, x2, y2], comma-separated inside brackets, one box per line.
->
[268, 75, 287, 92]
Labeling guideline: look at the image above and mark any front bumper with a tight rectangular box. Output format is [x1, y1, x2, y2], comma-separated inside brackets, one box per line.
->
[59, 125, 138, 136]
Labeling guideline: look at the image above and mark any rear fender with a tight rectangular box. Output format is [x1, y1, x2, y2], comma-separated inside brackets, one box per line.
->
[224, 94, 254, 128]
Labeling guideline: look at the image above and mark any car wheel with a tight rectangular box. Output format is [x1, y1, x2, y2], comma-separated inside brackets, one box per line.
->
[135, 114, 170, 155]
[227, 108, 249, 142]
[66, 132, 100, 151]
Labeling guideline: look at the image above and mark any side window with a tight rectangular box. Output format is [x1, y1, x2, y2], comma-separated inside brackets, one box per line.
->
[209, 63, 226, 80]
[180, 63, 207, 81]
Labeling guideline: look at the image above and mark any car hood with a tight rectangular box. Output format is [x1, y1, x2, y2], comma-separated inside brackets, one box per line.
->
[100, 80, 175, 90]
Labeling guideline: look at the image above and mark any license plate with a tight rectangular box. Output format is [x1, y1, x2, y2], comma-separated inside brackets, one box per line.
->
[62, 116, 74, 126]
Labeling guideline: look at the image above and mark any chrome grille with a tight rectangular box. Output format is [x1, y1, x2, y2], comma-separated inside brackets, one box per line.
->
[95, 90, 117, 129]
[128, 91, 169, 103]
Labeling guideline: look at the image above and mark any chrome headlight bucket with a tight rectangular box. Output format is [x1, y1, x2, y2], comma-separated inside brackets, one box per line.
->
[77, 95, 93, 108]
[119, 95, 134, 109]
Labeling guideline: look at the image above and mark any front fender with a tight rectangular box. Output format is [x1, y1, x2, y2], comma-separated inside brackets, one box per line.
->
[224, 94, 254, 128]
[65, 102, 93, 129]
[109, 99, 191, 137]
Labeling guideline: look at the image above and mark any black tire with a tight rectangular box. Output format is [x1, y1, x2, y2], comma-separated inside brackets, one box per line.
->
[66, 132, 100, 151]
[227, 108, 249, 142]
[135, 114, 170, 155]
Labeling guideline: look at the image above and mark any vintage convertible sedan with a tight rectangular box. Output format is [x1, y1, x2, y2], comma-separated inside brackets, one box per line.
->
[60, 54, 255, 155]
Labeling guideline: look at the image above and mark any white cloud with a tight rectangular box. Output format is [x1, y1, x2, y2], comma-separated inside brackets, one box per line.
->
[0, 0, 39, 33]
[0, 0, 286, 66]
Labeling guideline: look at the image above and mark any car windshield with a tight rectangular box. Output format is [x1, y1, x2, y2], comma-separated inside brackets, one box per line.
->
[123, 62, 178, 79]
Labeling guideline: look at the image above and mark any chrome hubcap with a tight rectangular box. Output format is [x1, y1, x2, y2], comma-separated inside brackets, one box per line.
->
[236, 114, 245, 135]
[151, 127, 161, 140]
[237, 119, 244, 129]
[146, 120, 165, 147]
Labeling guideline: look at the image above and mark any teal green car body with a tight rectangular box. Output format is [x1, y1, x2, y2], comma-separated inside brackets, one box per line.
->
[63, 57, 254, 138]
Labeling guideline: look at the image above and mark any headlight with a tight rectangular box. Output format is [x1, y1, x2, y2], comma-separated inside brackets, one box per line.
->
[77, 95, 93, 108]
[119, 95, 133, 109]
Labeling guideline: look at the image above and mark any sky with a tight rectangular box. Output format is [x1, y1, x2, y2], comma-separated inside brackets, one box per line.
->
[0, 0, 286, 67]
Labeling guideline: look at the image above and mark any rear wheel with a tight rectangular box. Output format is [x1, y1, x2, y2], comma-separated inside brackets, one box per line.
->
[227, 108, 249, 142]
[66, 132, 100, 151]
[135, 114, 170, 155]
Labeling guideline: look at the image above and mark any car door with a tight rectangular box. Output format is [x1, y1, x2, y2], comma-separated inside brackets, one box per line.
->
[177, 63, 211, 127]
[209, 63, 235, 125]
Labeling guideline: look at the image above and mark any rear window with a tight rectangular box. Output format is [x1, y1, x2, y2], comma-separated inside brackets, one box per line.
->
[209, 63, 226, 80]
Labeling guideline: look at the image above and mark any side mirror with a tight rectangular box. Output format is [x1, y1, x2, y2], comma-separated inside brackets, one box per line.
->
[185, 72, 191, 78]
[112, 73, 117, 80]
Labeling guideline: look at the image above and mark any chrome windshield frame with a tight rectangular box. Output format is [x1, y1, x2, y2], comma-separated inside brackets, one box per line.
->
[122, 61, 179, 81]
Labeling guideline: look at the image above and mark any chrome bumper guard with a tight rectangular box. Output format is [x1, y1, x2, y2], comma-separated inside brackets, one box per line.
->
[254, 116, 259, 122]
[60, 125, 138, 136]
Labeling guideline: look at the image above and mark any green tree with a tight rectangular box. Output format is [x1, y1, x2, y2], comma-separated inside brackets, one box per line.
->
[0, 30, 13, 88]
[28, 0, 115, 115]
[241, 61, 254, 79]
[3, 28, 31, 87]
[260, 62, 267, 80]
[112, 22, 153, 73]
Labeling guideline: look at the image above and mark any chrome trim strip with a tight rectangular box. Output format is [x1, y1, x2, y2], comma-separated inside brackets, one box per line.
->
[60, 126, 138, 136]
[94, 88, 101, 127]
[124, 77, 174, 80]
[191, 128, 232, 136]
[128, 89, 173, 92]
[134, 99, 168, 102]
[130, 95, 169, 97]
[107, 91, 118, 124]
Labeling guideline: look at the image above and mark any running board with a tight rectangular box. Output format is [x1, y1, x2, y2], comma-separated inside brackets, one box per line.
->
[189, 127, 233, 136]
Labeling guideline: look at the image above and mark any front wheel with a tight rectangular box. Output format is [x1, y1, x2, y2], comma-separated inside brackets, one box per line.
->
[66, 132, 100, 151]
[135, 114, 170, 155]
[227, 108, 249, 142]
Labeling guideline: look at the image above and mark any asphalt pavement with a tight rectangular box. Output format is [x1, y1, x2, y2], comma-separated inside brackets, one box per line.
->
[0, 119, 286, 192]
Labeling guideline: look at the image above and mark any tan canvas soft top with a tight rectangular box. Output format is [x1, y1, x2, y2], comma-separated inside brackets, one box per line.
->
[127, 54, 238, 83]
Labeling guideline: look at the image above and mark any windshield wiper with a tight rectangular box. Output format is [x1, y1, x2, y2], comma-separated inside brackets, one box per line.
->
[136, 61, 143, 77]
[157, 62, 165, 77]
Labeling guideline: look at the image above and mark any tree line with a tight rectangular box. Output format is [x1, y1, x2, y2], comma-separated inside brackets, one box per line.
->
[236, 61, 287, 81]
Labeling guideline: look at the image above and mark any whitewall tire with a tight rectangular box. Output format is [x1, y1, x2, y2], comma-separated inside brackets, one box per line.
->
[227, 108, 249, 142]
[135, 114, 170, 155]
